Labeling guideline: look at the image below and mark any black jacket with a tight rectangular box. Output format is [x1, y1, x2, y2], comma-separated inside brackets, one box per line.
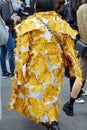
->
[0, 0, 14, 32]
[62, 2, 78, 30]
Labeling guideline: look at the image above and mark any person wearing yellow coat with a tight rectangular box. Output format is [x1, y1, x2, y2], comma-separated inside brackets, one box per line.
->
[8, 0, 82, 130]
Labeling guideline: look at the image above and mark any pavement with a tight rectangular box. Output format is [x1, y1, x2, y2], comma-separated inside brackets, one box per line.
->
[0, 60, 87, 130]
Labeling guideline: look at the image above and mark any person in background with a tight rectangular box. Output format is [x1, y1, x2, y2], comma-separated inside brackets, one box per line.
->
[8, 0, 82, 129]
[53, 0, 65, 16]
[25, 0, 30, 7]
[12, 0, 23, 38]
[0, 0, 21, 78]
[12, 0, 23, 12]
[30, 0, 36, 14]
[23, 0, 31, 14]
[18, 0, 35, 18]
[63, 3, 87, 116]
[20, 0, 36, 15]
[62, 0, 87, 104]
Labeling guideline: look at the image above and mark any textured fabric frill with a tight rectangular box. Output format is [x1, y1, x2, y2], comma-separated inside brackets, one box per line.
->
[8, 11, 82, 123]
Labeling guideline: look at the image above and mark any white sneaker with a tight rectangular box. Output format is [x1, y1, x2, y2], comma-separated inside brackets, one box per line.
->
[75, 98, 85, 104]
[81, 90, 87, 96]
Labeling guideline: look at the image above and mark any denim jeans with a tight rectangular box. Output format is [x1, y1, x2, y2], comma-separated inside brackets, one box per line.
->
[0, 33, 15, 75]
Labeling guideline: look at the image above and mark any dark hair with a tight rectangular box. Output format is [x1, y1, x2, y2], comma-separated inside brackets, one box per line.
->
[35, 0, 54, 12]
[70, 0, 87, 12]
[53, 0, 65, 14]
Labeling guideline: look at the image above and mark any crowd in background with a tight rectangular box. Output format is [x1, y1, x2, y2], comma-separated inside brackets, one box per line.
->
[0, 0, 36, 79]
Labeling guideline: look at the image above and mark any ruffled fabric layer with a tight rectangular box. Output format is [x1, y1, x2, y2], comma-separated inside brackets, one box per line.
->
[8, 11, 82, 123]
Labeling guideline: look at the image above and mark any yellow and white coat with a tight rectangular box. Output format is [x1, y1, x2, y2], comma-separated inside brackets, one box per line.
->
[8, 11, 82, 123]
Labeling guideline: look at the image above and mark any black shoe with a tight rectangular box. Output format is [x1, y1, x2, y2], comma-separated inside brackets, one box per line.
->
[63, 102, 73, 116]
[42, 121, 60, 130]
[51, 122, 60, 130]
[2, 72, 11, 78]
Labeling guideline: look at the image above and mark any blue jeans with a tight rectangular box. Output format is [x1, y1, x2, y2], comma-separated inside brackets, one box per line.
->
[0, 33, 15, 75]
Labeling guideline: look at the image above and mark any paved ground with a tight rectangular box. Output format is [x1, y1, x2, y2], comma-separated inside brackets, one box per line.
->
[0, 60, 87, 130]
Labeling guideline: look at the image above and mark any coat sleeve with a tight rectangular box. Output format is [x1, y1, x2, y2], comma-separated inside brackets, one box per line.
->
[62, 34, 82, 84]
[55, 18, 82, 84]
